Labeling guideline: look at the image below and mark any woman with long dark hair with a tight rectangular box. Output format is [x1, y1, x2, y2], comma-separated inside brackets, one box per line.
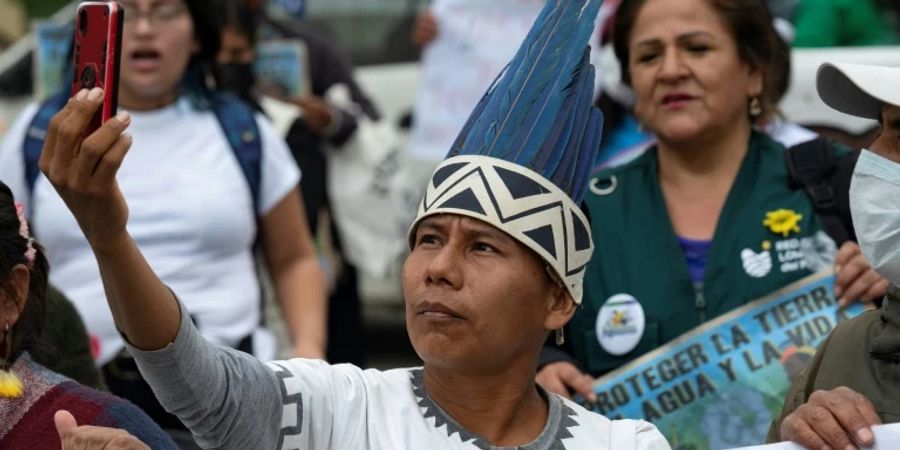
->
[0, 181, 176, 449]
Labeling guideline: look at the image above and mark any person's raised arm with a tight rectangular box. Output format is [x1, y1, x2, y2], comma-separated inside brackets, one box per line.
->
[39, 88, 180, 351]
[41, 89, 293, 450]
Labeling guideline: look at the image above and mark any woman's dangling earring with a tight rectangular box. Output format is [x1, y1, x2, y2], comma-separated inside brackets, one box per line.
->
[555, 328, 565, 346]
[0, 323, 23, 399]
[749, 97, 763, 118]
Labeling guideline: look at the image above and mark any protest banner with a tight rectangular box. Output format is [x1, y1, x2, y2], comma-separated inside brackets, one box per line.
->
[407, 0, 552, 161]
[590, 272, 866, 450]
[254, 39, 310, 99]
[34, 20, 72, 102]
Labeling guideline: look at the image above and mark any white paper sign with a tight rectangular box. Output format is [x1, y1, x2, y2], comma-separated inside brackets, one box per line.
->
[726, 422, 900, 450]
[408, 0, 603, 161]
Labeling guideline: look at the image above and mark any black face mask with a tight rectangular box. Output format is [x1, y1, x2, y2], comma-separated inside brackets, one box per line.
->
[215, 63, 255, 97]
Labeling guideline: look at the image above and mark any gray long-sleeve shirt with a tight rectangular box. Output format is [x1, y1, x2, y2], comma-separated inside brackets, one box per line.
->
[127, 301, 670, 450]
[127, 301, 283, 449]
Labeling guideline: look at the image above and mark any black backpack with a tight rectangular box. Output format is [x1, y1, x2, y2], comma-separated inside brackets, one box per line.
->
[785, 137, 858, 246]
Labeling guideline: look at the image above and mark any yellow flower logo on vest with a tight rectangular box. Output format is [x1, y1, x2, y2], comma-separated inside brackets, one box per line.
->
[763, 209, 803, 237]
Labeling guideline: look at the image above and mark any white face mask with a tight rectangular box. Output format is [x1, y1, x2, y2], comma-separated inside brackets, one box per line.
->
[849, 149, 900, 286]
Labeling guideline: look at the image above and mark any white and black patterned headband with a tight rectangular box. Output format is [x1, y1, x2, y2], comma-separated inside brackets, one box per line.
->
[409, 156, 593, 303]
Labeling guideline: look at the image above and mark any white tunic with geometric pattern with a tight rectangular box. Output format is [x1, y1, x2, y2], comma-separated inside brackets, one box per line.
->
[129, 302, 671, 450]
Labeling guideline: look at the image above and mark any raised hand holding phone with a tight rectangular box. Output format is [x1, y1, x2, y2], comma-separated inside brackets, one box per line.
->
[71, 1, 123, 135]
[40, 88, 132, 253]
[40, 88, 181, 353]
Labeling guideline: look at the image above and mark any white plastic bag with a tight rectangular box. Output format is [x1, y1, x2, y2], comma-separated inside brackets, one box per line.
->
[325, 86, 417, 278]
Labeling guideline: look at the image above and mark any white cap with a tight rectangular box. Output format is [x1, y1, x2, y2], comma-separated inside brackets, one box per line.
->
[816, 62, 900, 120]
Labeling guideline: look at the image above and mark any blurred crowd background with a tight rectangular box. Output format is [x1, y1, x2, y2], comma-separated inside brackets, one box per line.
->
[0, 0, 898, 369]
[0, 0, 899, 448]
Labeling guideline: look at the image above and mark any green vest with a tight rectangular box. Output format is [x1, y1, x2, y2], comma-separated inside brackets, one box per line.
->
[572, 132, 840, 375]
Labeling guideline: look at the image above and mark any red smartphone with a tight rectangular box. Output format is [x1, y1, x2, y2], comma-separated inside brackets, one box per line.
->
[71, 1, 124, 134]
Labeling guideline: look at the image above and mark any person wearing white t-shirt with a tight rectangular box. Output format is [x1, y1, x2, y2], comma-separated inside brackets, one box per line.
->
[42, 1, 672, 449]
[0, 0, 326, 439]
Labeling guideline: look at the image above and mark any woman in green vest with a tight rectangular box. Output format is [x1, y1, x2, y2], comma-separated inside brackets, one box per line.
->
[537, 0, 889, 400]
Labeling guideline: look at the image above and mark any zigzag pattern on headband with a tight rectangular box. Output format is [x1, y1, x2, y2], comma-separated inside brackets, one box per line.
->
[415, 156, 593, 303]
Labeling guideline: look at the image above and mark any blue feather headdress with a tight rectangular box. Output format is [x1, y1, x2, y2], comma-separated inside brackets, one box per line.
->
[409, 0, 603, 304]
[448, 0, 602, 204]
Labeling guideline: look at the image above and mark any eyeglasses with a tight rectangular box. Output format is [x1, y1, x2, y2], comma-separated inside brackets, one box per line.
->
[120, 2, 188, 26]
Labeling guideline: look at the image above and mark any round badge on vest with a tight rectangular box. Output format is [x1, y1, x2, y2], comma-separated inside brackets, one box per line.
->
[595, 294, 645, 356]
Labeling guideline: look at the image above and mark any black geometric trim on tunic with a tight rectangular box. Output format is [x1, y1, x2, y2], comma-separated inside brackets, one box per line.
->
[409, 369, 580, 450]
[271, 362, 304, 449]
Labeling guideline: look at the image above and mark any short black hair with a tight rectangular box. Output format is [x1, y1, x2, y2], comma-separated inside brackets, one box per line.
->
[215, 0, 258, 46]
[181, 0, 222, 107]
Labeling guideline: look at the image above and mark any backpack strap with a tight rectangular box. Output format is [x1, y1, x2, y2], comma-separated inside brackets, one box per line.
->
[23, 92, 263, 223]
[23, 93, 263, 202]
[609, 419, 637, 450]
[209, 93, 268, 331]
[785, 137, 857, 245]
[23, 92, 69, 204]
[210, 92, 263, 218]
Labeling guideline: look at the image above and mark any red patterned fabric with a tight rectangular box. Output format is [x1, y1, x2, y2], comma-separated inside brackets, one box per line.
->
[0, 353, 176, 449]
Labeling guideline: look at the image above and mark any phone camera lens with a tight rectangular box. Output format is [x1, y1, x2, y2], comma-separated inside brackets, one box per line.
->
[79, 9, 88, 36]
[81, 66, 96, 90]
